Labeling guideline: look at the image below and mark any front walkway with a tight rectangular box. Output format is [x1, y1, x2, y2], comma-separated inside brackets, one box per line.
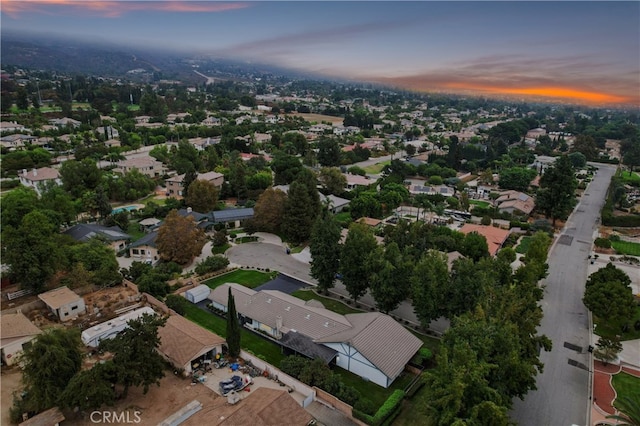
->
[591, 360, 640, 425]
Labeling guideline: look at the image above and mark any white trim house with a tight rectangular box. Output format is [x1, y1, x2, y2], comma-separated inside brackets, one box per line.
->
[209, 284, 422, 388]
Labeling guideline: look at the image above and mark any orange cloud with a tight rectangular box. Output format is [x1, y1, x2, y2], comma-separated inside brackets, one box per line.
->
[373, 74, 637, 107]
[443, 82, 632, 106]
[1, 1, 249, 18]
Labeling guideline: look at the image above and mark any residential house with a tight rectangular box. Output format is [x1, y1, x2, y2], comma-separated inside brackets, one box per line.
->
[1, 313, 41, 366]
[343, 173, 373, 191]
[63, 223, 131, 251]
[0, 121, 26, 133]
[0, 134, 36, 150]
[138, 217, 161, 233]
[209, 285, 422, 388]
[157, 314, 226, 375]
[212, 208, 255, 228]
[459, 224, 511, 257]
[166, 171, 223, 199]
[18, 167, 62, 195]
[48, 117, 81, 128]
[104, 138, 121, 148]
[187, 136, 220, 151]
[114, 157, 166, 178]
[38, 286, 86, 322]
[495, 190, 535, 216]
[129, 231, 159, 264]
[408, 184, 455, 197]
[217, 388, 314, 426]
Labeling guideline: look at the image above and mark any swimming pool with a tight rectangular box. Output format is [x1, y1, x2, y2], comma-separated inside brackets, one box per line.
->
[111, 205, 139, 214]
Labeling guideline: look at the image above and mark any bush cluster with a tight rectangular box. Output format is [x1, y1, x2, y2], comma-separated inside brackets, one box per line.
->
[353, 390, 406, 426]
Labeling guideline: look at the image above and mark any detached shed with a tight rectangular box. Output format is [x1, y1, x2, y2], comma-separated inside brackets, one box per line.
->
[185, 285, 211, 304]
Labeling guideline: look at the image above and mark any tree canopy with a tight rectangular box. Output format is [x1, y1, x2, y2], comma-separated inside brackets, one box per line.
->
[156, 209, 207, 264]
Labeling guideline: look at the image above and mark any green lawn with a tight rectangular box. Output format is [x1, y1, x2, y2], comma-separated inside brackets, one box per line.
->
[611, 372, 640, 411]
[362, 160, 390, 174]
[236, 236, 259, 244]
[289, 245, 305, 254]
[211, 243, 231, 254]
[516, 236, 532, 254]
[469, 199, 491, 208]
[335, 212, 352, 222]
[618, 171, 640, 185]
[611, 240, 640, 256]
[126, 222, 145, 243]
[333, 368, 413, 408]
[291, 289, 363, 315]
[201, 269, 277, 289]
[594, 305, 640, 341]
[183, 304, 285, 365]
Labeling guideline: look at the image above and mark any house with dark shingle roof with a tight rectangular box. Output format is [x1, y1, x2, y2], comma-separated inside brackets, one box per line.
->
[63, 223, 131, 251]
[209, 284, 422, 388]
[128, 231, 159, 264]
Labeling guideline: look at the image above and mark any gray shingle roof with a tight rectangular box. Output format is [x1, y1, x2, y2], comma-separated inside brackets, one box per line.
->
[212, 208, 255, 223]
[63, 223, 131, 242]
[129, 231, 158, 248]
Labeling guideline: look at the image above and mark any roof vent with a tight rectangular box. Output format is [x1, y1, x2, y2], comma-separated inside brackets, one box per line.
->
[285, 306, 290, 311]
[305, 314, 310, 320]
[266, 298, 271, 304]
[324, 322, 329, 327]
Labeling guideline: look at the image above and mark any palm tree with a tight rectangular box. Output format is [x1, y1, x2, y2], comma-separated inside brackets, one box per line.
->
[606, 395, 640, 426]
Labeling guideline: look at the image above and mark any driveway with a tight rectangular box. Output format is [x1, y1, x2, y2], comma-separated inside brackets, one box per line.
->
[510, 163, 617, 426]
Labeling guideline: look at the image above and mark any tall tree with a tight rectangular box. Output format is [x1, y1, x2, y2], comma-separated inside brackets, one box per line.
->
[101, 313, 167, 398]
[185, 179, 219, 213]
[571, 134, 599, 160]
[282, 177, 319, 244]
[461, 232, 489, 262]
[59, 362, 117, 411]
[340, 222, 377, 303]
[3, 211, 66, 292]
[536, 155, 577, 226]
[368, 242, 412, 313]
[583, 280, 635, 323]
[310, 209, 342, 294]
[18, 328, 83, 413]
[156, 210, 207, 264]
[411, 250, 449, 327]
[250, 188, 287, 233]
[59, 158, 102, 199]
[226, 287, 241, 357]
[318, 167, 347, 195]
[317, 137, 342, 167]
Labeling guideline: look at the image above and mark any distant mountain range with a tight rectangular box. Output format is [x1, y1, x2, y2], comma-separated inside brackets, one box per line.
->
[0, 32, 335, 85]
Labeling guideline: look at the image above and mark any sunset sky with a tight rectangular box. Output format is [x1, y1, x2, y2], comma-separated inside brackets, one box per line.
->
[2, 1, 639, 107]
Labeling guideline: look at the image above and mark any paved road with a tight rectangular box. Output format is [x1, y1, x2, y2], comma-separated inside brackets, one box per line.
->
[510, 163, 617, 426]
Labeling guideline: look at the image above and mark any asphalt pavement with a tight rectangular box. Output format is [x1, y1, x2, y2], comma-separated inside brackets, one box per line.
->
[510, 163, 617, 426]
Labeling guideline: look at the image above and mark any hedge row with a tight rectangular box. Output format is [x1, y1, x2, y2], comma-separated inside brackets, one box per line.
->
[353, 390, 405, 426]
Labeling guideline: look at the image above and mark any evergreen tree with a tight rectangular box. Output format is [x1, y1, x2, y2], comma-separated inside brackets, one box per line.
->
[536, 155, 577, 226]
[226, 287, 241, 357]
[100, 313, 167, 398]
[368, 243, 412, 313]
[18, 328, 83, 413]
[340, 222, 377, 303]
[310, 208, 342, 294]
[282, 180, 316, 244]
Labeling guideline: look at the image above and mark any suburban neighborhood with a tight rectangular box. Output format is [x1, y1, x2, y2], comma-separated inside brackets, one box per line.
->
[1, 32, 640, 426]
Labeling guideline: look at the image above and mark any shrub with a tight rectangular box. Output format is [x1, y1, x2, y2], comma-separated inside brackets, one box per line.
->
[194, 255, 230, 275]
[608, 234, 621, 242]
[165, 294, 189, 315]
[354, 398, 377, 416]
[481, 215, 492, 226]
[594, 238, 611, 249]
[354, 390, 406, 426]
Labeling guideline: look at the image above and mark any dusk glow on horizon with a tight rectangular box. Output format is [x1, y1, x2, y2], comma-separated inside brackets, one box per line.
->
[2, 0, 638, 107]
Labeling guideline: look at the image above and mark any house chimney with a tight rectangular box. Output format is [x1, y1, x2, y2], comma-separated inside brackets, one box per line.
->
[32, 168, 37, 176]
[187, 207, 192, 213]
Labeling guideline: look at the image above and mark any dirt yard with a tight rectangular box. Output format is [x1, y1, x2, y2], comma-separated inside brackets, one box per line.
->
[0, 367, 22, 425]
[290, 112, 344, 125]
[63, 372, 222, 426]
